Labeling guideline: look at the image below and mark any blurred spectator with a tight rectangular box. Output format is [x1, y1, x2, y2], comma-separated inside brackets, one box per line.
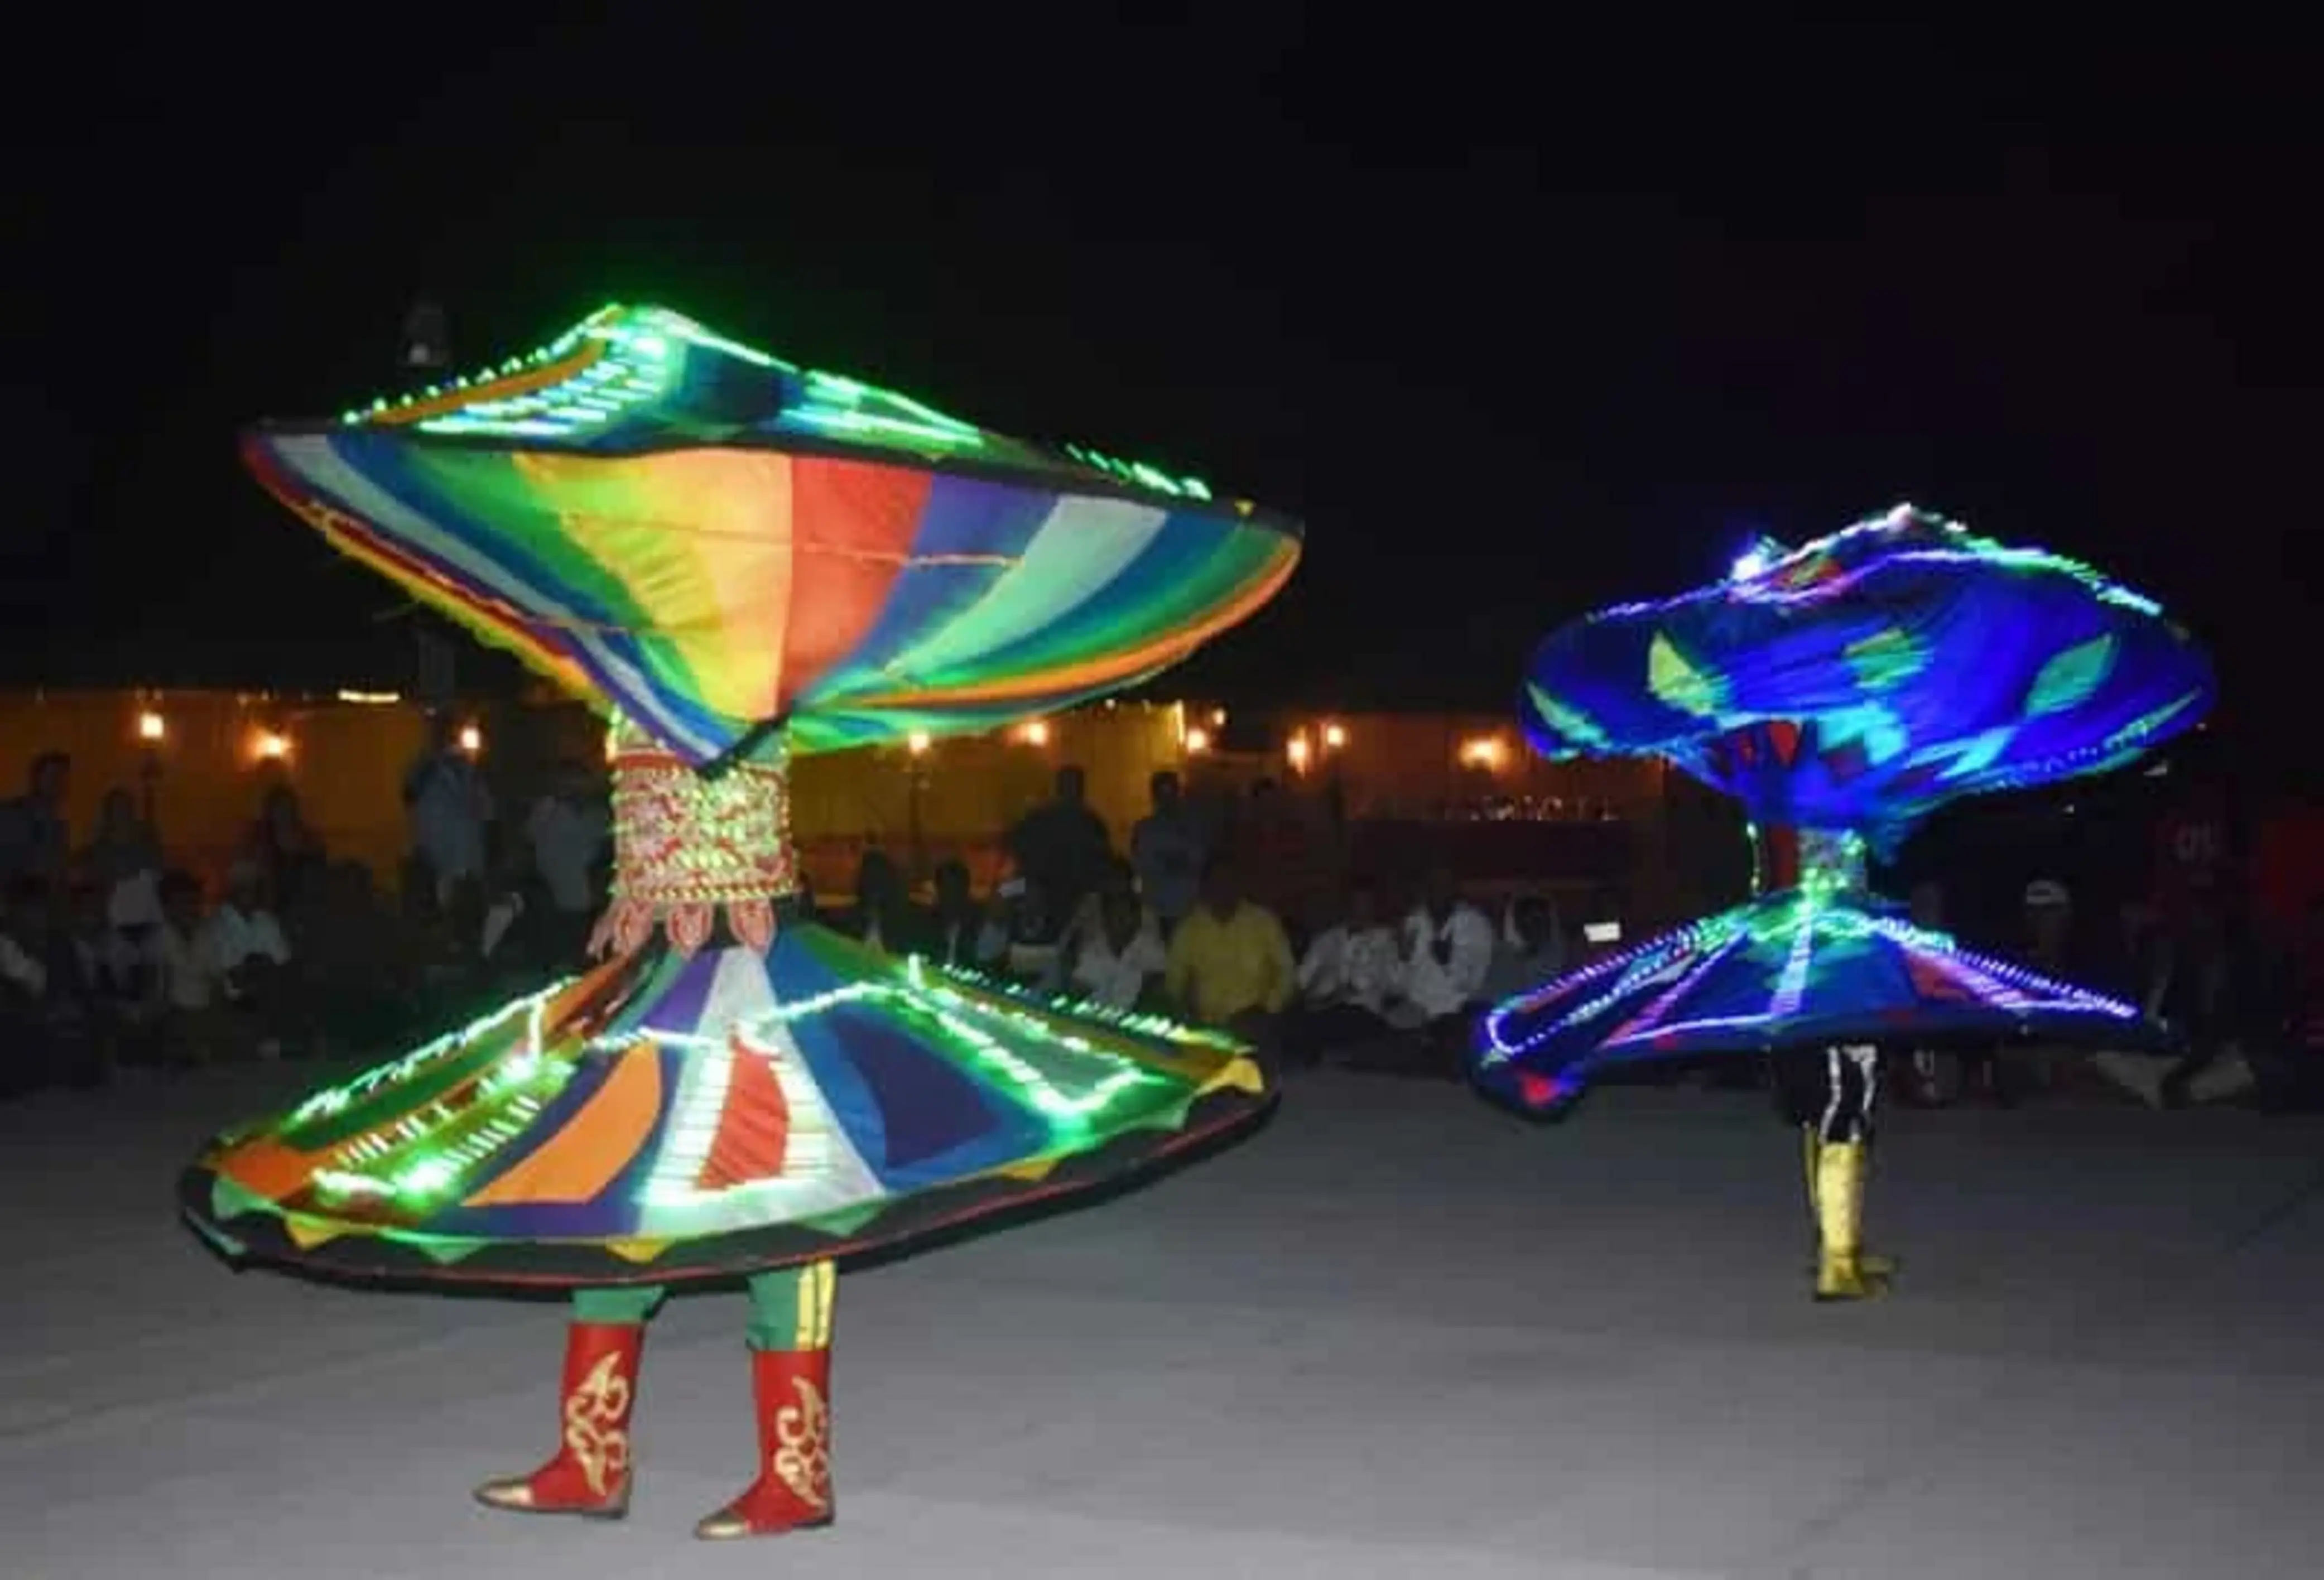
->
[403, 713, 493, 916]
[1063, 870, 1167, 1011]
[1006, 766, 1114, 928]
[523, 759, 609, 961]
[1288, 878, 1402, 1067]
[0, 751, 71, 884]
[926, 859, 987, 969]
[1130, 770, 1205, 937]
[839, 849, 930, 956]
[1390, 866, 1494, 1028]
[2153, 898, 2267, 1108]
[1240, 778, 1314, 933]
[81, 781, 163, 937]
[1166, 856, 1295, 1047]
[199, 861, 301, 1058]
[149, 871, 224, 1067]
[1481, 893, 1566, 1004]
[1, 877, 50, 1098]
[244, 782, 328, 914]
[293, 860, 420, 1053]
[33, 881, 110, 1088]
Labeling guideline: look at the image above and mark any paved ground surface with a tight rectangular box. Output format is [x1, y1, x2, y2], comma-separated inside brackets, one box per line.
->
[6, 1061, 2321, 1579]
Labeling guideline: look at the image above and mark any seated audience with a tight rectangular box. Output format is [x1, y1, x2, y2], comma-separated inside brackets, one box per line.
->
[1288, 879, 1402, 1066]
[1373, 865, 1495, 1078]
[1480, 893, 1566, 1004]
[1062, 870, 1167, 1011]
[1165, 855, 1295, 1048]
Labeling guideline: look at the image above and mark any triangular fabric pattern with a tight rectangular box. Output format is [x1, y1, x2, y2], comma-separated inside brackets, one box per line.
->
[696, 1034, 793, 1191]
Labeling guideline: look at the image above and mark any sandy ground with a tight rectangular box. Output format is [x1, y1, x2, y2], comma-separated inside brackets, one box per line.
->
[5, 1061, 2321, 1579]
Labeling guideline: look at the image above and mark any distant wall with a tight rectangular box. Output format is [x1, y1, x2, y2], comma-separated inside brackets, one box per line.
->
[0, 690, 1191, 898]
[1, 692, 1690, 909]
[0, 690, 432, 889]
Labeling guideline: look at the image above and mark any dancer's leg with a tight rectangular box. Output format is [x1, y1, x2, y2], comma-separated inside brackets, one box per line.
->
[695, 1261, 839, 1540]
[474, 1284, 665, 1516]
[1813, 1044, 1889, 1300]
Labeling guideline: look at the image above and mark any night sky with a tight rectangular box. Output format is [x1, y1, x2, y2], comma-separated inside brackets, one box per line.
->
[15, 15, 2316, 772]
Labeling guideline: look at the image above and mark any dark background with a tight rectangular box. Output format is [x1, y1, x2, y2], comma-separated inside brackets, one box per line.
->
[11, 11, 2316, 773]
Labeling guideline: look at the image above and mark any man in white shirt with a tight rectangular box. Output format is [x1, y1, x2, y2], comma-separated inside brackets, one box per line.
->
[1383, 866, 1495, 1078]
[192, 863, 301, 1058]
[1288, 881, 1403, 1066]
[200, 863, 293, 990]
[1064, 884, 1168, 1011]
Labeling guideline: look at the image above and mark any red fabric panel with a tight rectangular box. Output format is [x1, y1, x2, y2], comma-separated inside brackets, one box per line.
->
[696, 1036, 793, 1191]
[778, 458, 932, 710]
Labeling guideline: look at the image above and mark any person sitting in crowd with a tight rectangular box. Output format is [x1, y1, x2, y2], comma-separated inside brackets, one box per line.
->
[2152, 897, 2268, 1108]
[2, 876, 58, 1096]
[1165, 855, 1295, 1051]
[925, 859, 988, 969]
[839, 849, 931, 956]
[988, 871, 1070, 985]
[198, 861, 302, 1059]
[149, 870, 224, 1068]
[1287, 879, 1402, 1067]
[292, 860, 420, 1055]
[82, 780, 164, 942]
[1481, 893, 1566, 1004]
[1375, 864, 1495, 1078]
[1062, 866, 1167, 1011]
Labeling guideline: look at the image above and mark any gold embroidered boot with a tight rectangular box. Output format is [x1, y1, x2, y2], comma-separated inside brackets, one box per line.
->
[696, 1260, 838, 1540]
[1813, 1139, 1890, 1302]
[473, 1321, 641, 1518]
[1803, 1129, 1894, 1280]
[694, 1343, 836, 1539]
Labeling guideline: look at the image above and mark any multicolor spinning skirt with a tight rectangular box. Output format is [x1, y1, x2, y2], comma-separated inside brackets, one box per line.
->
[179, 926, 1269, 1288]
[1472, 889, 2167, 1116]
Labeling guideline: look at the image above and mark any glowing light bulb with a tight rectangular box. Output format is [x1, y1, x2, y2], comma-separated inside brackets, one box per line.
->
[458, 724, 483, 754]
[1731, 548, 1769, 581]
[1286, 734, 1312, 772]
[1185, 726, 1212, 754]
[1018, 720, 1050, 746]
[907, 730, 932, 756]
[1211, 708, 1228, 728]
[136, 711, 166, 743]
[1322, 722, 1347, 750]
[253, 730, 291, 762]
[1461, 735, 1507, 769]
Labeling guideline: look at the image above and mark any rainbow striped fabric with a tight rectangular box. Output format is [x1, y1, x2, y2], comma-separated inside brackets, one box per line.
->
[179, 927, 1269, 1287]
[242, 305, 1301, 762]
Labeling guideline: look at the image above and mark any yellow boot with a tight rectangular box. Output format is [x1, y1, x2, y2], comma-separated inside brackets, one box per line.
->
[1803, 1130, 1894, 1280]
[1812, 1139, 1890, 1301]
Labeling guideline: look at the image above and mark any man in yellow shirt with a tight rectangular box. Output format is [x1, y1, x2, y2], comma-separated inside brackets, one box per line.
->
[1166, 858, 1295, 1046]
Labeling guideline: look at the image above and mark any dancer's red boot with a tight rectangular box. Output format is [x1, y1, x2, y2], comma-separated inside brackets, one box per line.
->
[474, 1322, 642, 1518]
[693, 1346, 835, 1540]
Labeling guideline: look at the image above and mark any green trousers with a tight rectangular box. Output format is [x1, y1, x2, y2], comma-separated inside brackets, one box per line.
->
[570, 1260, 836, 1352]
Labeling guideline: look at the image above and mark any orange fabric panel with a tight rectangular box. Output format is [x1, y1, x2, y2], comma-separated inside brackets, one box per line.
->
[216, 1138, 326, 1203]
[463, 1048, 665, 1207]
